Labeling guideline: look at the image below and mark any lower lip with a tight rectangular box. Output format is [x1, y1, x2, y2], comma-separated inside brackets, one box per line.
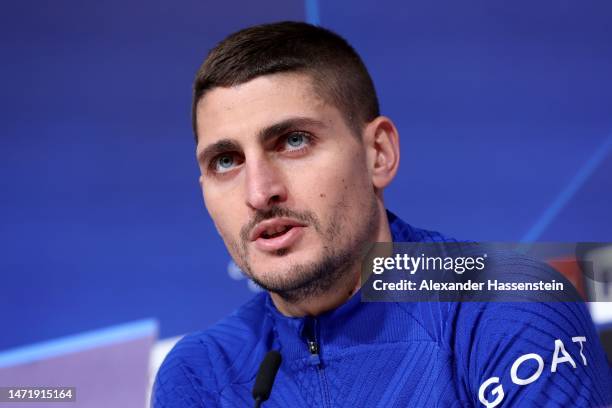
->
[254, 226, 305, 252]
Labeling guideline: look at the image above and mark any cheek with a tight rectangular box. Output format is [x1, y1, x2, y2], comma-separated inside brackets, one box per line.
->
[300, 151, 369, 206]
[333, 158, 371, 195]
[299, 176, 357, 220]
[203, 189, 242, 237]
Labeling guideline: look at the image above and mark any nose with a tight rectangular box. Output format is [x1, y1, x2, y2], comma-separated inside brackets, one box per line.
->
[244, 156, 288, 211]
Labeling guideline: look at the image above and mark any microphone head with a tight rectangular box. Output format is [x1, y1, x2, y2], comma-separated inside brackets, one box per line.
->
[252, 350, 282, 402]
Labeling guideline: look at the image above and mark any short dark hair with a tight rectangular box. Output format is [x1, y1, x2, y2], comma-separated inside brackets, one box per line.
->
[192, 21, 380, 142]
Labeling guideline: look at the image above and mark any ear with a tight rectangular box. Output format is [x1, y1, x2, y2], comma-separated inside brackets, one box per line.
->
[363, 116, 400, 190]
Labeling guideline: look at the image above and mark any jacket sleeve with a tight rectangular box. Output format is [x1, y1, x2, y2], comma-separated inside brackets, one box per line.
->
[454, 300, 612, 407]
[151, 333, 219, 408]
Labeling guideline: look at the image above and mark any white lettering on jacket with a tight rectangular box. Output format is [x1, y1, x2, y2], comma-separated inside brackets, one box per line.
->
[478, 337, 588, 407]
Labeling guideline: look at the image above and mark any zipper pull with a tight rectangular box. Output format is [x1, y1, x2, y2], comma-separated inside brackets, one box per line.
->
[308, 339, 321, 366]
[304, 318, 321, 366]
[308, 340, 319, 355]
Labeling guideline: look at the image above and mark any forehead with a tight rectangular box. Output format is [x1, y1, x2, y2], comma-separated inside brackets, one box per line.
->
[195, 73, 333, 147]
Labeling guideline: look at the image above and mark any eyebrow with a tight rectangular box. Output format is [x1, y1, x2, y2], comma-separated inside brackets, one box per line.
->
[197, 117, 326, 164]
[197, 139, 239, 165]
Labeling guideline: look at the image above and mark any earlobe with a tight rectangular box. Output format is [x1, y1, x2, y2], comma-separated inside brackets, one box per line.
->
[366, 116, 400, 190]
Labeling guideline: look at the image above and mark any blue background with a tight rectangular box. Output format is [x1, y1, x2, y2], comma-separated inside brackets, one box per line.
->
[1, 0, 611, 351]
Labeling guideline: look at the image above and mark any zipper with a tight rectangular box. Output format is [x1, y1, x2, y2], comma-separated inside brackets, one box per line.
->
[304, 318, 331, 408]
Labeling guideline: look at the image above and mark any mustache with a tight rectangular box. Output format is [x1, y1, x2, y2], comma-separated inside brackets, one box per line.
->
[240, 206, 320, 243]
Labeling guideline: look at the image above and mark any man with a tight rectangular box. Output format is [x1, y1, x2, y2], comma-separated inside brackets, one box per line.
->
[153, 22, 611, 407]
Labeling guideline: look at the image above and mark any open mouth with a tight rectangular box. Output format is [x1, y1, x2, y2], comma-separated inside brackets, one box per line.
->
[250, 218, 306, 252]
[260, 225, 293, 239]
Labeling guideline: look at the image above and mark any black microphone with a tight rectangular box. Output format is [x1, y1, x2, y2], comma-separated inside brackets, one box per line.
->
[252, 350, 282, 408]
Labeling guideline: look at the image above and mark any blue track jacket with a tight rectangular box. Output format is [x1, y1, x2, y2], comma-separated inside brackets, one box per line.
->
[153, 211, 612, 407]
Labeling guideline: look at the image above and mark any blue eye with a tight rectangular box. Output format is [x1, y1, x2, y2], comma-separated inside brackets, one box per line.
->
[214, 154, 235, 172]
[285, 132, 309, 150]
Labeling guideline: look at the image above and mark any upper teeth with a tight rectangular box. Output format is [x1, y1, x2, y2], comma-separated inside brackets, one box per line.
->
[265, 225, 288, 236]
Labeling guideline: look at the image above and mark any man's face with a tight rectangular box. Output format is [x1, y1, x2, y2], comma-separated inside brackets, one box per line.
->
[195, 73, 379, 301]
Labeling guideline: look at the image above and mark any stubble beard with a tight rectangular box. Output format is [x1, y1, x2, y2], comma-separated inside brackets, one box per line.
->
[227, 195, 380, 304]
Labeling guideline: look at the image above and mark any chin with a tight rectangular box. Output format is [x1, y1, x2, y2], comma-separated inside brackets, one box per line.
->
[249, 251, 319, 280]
[257, 244, 318, 265]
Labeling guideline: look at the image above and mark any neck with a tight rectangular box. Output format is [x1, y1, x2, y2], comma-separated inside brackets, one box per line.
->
[270, 205, 393, 317]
